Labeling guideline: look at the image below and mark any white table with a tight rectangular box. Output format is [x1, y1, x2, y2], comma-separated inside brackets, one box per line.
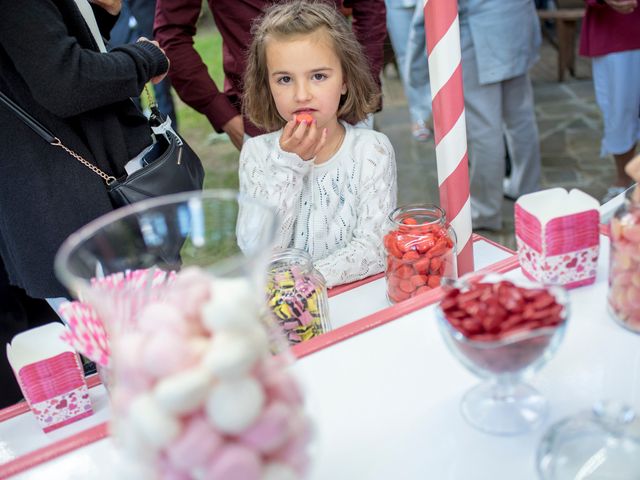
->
[4, 234, 638, 479]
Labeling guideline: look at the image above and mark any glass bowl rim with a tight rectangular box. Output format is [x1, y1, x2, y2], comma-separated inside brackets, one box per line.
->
[387, 203, 447, 227]
[54, 189, 278, 293]
[435, 274, 570, 348]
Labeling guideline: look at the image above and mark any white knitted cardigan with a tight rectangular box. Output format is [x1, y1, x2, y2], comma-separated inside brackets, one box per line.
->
[238, 121, 397, 287]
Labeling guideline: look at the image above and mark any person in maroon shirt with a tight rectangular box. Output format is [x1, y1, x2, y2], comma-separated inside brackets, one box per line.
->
[579, 0, 640, 202]
[154, 0, 386, 150]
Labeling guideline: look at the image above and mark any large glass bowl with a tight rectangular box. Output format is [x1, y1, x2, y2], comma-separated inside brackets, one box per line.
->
[435, 274, 570, 435]
[53, 191, 319, 478]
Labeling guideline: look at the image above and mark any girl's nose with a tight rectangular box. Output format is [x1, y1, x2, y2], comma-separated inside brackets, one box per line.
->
[294, 81, 312, 102]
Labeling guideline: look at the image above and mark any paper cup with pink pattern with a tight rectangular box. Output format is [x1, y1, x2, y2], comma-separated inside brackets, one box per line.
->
[515, 188, 600, 289]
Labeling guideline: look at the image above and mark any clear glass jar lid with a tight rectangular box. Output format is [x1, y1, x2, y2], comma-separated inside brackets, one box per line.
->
[537, 401, 640, 479]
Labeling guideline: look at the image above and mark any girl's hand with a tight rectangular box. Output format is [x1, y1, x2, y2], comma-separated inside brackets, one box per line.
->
[279, 117, 328, 161]
[89, 0, 122, 15]
[137, 37, 170, 84]
[604, 0, 637, 14]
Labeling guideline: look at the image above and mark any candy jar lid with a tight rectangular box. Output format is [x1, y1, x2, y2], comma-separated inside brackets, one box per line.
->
[537, 401, 640, 479]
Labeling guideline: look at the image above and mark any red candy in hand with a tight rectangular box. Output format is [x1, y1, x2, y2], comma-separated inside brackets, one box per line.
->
[295, 113, 314, 124]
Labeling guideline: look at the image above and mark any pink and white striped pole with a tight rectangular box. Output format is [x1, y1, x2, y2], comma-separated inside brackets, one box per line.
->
[423, 0, 474, 275]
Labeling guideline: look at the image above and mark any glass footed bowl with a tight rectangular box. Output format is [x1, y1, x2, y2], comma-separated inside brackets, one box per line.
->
[537, 401, 640, 479]
[435, 273, 570, 435]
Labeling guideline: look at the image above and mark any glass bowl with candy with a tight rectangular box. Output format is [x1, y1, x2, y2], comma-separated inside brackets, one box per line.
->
[435, 273, 570, 435]
[55, 190, 314, 479]
[383, 204, 457, 303]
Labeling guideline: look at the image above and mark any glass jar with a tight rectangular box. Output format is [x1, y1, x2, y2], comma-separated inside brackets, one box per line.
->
[383, 204, 457, 303]
[266, 248, 331, 345]
[608, 198, 640, 333]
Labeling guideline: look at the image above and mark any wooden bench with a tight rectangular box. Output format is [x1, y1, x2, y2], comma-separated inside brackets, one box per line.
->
[537, 7, 585, 82]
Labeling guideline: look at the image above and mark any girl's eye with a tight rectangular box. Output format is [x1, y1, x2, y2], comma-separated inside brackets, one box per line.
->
[312, 73, 327, 81]
[277, 76, 292, 85]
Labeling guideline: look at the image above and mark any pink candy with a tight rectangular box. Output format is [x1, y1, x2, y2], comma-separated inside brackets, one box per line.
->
[109, 267, 311, 479]
[609, 212, 640, 332]
[206, 444, 262, 480]
[167, 415, 223, 472]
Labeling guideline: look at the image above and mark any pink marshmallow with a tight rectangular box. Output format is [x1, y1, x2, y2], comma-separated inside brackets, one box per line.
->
[239, 402, 292, 454]
[157, 455, 191, 480]
[264, 371, 304, 406]
[167, 415, 223, 472]
[270, 412, 312, 476]
[142, 332, 196, 378]
[165, 269, 212, 328]
[206, 444, 262, 480]
[138, 303, 188, 336]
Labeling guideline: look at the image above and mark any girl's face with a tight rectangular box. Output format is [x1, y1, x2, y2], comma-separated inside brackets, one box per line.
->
[266, 29, 347, 130]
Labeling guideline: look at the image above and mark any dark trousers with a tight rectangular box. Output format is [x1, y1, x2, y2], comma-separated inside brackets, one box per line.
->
[0, 257, 60, 408]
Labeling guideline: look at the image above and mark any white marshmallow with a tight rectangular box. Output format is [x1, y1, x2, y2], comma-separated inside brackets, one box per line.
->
[262, 462, 299, 480]
[128, 393, 181, 449]
[201, 278, 258, 332]
[154, 367, 211, 415]
[205, 377, 265, 434]
[202, 328, 266, 378]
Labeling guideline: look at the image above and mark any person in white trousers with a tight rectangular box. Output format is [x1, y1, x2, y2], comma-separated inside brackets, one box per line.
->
[459, 0, 542, 230]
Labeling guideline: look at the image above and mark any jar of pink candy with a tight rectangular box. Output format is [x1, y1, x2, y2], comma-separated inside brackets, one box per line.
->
[55, 191, 314, 479]
[608, 196, 640, 333]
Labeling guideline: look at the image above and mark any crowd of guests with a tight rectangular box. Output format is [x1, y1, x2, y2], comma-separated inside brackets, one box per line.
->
[0, 0, 638, 407]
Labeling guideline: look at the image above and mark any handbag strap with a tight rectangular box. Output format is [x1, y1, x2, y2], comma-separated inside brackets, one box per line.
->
[0, 90, 116, 185]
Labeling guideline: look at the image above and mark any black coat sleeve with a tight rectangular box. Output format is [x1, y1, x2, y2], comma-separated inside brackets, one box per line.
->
[0, 0, 168, 118]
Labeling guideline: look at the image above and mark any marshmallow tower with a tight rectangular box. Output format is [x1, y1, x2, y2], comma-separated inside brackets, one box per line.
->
[423, 0, 474, 274]
[107, 267, 310, 480]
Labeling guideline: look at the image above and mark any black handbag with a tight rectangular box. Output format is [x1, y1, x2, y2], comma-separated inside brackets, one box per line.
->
[0, 89, 204, 208]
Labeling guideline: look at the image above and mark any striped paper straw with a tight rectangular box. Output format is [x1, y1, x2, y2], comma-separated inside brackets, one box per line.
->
[423, 0, 474, 275]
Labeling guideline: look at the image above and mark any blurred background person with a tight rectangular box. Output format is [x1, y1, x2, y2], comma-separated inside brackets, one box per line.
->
[0, 0, 169, 406]
[579, 0, 640, 203]
[110, 0, 179, 128]
[385, 0, 432, 141]
[458, 0, 542, 231]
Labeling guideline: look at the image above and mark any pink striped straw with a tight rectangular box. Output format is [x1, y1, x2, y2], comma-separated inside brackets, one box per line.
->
[424, 0, 474, 275]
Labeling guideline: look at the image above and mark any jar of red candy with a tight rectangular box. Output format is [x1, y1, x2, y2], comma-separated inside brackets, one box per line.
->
[608, 197, 640, 333]
[383, 204, 457, 303]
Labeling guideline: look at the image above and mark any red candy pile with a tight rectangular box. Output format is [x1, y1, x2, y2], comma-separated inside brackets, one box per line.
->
[384, 217, 455, 303]
[440, 280, 564, 342]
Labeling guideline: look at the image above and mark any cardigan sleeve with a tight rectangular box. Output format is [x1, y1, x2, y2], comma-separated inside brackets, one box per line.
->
[314, 133, 398, 287]
[0, 0, 168, 118]
[237, 135, 313, 252]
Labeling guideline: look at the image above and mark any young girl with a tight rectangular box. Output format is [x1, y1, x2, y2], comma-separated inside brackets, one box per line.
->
[239, 0, 397, 287]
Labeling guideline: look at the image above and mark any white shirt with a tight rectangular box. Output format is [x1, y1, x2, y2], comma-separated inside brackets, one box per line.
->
[238, 121, 397, 287]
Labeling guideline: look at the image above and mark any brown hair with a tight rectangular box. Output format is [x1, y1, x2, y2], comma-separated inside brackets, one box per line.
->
[243, 0, 380, 131]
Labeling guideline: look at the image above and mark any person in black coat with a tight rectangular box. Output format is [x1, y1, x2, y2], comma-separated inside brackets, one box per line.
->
[0, 0, 169, 407]
[0, 0, 169, 300]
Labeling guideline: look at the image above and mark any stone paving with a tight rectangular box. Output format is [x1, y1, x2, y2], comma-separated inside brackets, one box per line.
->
[374, 38, 612, 251]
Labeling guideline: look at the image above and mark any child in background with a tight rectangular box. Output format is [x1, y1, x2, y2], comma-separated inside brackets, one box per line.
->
[239, 1, 397, 287]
